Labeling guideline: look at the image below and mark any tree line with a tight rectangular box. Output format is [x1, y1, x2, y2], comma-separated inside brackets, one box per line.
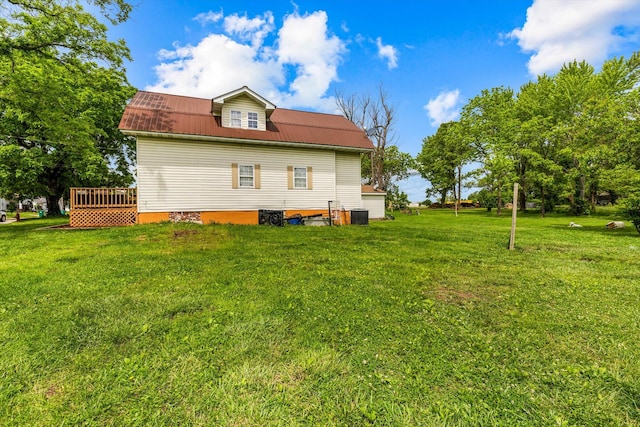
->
[418, 54, 640, 216]
[341, 54, 640, 219]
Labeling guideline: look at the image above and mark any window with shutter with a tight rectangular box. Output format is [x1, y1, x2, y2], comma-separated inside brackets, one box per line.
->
[239, 164, 254, 188]
[288, 166, 313, 190]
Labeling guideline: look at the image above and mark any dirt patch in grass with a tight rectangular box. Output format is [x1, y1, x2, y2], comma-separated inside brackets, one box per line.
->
[172, 229, 198, 238]
[45, 384, 62, 399]
[434, 287, 481, 305]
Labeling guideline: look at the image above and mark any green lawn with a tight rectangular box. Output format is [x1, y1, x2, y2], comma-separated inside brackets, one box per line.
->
[1, 210, 639, 426]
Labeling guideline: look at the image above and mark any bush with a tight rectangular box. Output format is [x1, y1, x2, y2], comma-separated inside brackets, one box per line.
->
[622, 195, 640, 234]
[569, 198, 590, 216]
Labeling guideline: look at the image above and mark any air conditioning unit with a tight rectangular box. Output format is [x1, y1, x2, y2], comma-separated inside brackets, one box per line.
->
[258, 209, 284, 226]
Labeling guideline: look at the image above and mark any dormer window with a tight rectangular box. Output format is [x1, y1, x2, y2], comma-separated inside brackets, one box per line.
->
[248, 112, 258, 129]
[212, 87, 276, 131]
[230, 110, 241, 127]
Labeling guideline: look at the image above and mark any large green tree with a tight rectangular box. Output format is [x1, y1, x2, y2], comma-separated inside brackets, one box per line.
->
[458, 54, 640, 216]
[461, 87, 520, 212]
[0, 0, 135, 214]
[417, 121, 476, 207]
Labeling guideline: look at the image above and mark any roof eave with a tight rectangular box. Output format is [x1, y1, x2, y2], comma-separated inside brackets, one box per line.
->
[211, 86, 277, 116]
[120, 129, 373, 153]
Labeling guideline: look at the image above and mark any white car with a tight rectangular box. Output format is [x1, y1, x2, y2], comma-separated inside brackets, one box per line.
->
[0, 210, 6, 222]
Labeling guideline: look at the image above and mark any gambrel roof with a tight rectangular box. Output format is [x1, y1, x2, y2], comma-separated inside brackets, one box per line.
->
[119, 89, 374, 152]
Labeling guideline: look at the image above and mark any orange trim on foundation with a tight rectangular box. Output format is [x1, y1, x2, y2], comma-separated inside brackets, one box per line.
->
[136, 209, 353, 225]
[137, 212, 170, 224]
[200, 211, 257, 225]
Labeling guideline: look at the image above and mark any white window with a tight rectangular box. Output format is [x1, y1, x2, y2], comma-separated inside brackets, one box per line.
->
[248, 112, 258, 129]
[239, 164, 254, 188]
[293, 167, 307, 189]
[230, 110, 242, 127]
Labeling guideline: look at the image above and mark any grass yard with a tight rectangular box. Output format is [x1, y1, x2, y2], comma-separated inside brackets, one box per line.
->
[1, 209, 639, 426]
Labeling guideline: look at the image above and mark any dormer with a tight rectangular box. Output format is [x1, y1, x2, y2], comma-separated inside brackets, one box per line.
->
[211, 86, 276, 131]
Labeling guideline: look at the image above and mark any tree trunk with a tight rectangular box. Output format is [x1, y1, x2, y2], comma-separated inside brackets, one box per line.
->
[46, 194, 62, 216]
[455, 167, 462, 217]
[497, 186, 503, 216]
[457, 167, 462, 202]
[519, 185, 527, 212]
[540, 189, 546, 218]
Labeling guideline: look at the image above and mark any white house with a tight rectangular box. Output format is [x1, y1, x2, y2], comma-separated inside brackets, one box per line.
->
[118, 86, 374, 225]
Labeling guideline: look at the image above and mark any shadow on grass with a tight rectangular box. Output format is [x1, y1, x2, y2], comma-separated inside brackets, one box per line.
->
[0, 217, 70, 233]
[549, 223, 639, 237]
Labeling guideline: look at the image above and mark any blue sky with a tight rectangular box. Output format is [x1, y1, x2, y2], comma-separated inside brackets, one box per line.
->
[110, 0, 640, 201]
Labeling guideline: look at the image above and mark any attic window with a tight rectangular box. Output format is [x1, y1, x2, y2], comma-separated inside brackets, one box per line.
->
[248, 112, 258, 129]
[230, 110, 241, 127]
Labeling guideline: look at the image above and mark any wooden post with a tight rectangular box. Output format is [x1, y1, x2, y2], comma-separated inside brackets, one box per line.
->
[509, 183, 519, 250]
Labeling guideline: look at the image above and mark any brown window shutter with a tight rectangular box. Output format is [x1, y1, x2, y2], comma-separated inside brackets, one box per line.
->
[232, 163, 238, 189]
[307, 166, 313, 190]
[287, 166, 293, 189]
[254, 164, 261, 189]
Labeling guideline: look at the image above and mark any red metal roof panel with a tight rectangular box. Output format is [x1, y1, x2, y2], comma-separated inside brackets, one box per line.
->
[119, 91, 374, 151]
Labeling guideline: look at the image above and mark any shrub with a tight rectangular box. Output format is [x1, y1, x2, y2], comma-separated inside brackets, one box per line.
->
[569, 198, 590, 216]
[622, 195, 640, 234]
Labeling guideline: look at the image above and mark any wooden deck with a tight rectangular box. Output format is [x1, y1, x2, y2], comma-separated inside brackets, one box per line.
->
[70, 188, 137, 227]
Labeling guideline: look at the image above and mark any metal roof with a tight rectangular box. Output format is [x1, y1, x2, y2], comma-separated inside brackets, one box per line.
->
[119, 91, 374, 151]
[361, 185, 386, 194]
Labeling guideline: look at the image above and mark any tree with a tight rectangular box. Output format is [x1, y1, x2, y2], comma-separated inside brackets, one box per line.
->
[1, 0, 131, 67]
[461, 87, 523, 212]
[416, 121, 476, 210]
[416, 123, 457, 206]
[0, 0, 135, 215]
[336, 84, 403, 190]
[375, 145, 414, 189]
[475, 153, 515, 215]
[514, 76, 568, 216]
[386, 184, 409, 210]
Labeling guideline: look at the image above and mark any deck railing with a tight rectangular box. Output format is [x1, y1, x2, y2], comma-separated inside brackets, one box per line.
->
[69, 187, 137, 227]
[70, 187, 137, 209]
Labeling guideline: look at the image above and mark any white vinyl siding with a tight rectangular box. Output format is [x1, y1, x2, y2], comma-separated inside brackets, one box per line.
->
[137, 138, 356, 212]
[221, 94, 267, 130]
[362, 193, 386, 219]
[335, 152, 362, 210]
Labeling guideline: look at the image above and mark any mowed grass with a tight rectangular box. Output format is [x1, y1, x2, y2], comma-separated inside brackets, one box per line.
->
[1, 209, 639, 426]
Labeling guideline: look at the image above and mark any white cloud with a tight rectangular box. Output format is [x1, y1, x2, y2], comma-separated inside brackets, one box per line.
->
[424, 89, 461, 127]
[148, 34, 282, 100]
[376, 37, 398, 69]
[276, 11, 346, 110]
[223, 12, 274, 48]
[509, 0, 640, 76]
[193, 10, 223, 26]
[146, 10, 346, 112]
